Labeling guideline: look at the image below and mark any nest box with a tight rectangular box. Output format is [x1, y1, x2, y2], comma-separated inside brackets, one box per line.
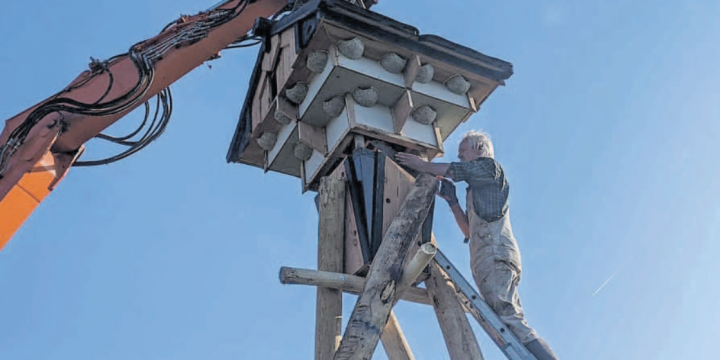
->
[226, 0, 513, 191]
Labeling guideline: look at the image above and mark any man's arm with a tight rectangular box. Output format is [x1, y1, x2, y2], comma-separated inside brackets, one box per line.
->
[438, 178, 470, 240]
[397, 152, 469, 240]
[395, 152, 453, 178]
[449, 203, 470, 239]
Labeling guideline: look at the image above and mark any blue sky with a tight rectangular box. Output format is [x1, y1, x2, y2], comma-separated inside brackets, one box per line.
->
[1, 0, 719, 359]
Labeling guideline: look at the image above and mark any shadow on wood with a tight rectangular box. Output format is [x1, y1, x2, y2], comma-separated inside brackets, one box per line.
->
[333, 173, 438, 360]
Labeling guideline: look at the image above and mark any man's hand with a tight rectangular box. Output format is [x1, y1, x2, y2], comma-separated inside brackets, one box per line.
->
[438, 178, 458, 206]
[395, 152, 427, 171]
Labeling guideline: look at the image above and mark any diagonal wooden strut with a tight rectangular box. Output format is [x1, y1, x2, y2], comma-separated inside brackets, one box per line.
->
[380, 312, 414, 360]
[289, 160, 535, 360]
[332, 173, 438, 360]
[311, 161, 433, 360]
[425, 235, 484, 360]
[278, 254, 430, 360]
[379, 241, 436, 360]
[288, 154, 531, 360]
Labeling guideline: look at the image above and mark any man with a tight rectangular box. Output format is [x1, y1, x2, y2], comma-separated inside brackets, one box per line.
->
[396, 130, 559, 360]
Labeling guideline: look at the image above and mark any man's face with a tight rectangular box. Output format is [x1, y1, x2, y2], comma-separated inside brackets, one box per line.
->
[458, 139, 482, 163]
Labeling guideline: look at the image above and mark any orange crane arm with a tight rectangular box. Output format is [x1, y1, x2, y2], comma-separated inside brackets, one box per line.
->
[0, 0, 291, 251]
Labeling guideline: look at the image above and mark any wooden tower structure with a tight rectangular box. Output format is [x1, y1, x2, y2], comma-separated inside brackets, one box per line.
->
[226, 1, 521, 359]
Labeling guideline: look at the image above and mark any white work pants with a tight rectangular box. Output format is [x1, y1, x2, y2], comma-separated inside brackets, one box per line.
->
[466, 191, 539, 344]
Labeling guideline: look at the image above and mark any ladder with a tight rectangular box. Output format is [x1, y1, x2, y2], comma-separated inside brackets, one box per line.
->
[432, 249, 538, 360]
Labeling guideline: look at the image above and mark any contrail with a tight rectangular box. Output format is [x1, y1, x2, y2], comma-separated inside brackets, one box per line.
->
[592, 270, 618, 297]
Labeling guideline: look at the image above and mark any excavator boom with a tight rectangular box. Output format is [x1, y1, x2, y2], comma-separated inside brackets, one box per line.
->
[0, 0, 291, 251]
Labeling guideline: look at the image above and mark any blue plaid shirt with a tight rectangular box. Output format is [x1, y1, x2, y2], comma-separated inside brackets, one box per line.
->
[447, 157, 509, 222]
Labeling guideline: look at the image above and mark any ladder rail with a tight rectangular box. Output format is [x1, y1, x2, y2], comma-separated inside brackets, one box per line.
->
[432, 249, 538, 360]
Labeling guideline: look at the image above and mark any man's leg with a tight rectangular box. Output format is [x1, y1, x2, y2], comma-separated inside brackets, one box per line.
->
[474, 261, 559, 360]
[525, 338, 559, 360]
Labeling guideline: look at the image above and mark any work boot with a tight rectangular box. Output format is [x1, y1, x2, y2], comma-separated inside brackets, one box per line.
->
[524, 338, 559, 360]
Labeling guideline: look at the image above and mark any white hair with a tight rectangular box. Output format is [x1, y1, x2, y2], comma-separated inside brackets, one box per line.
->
[461, 130, 494, 158]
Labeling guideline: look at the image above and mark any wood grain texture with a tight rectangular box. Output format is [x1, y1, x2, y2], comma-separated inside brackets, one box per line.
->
[277, 28, 298, 93]
[344, 192, 365, 275]
[316, 177, 346, 360]
[279, 267, 432, 306]
[403, 54, 422, 88]
[333, 174, 438, 360]
[299, 122, 328, 155]
[276, 96, 299, 122]
[380, 312, 415, 360]
[382, 158, 415, 238]
[262, 34, 281, 72]
[391, 90, 413, 134]
[425, 236, 484, 360]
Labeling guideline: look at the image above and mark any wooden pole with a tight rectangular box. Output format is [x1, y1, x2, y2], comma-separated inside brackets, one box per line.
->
[425, 235, 484, 360]
[380, 312, 415, 360]
[279, 267, 420, 360]
[279, 267, 432, 306]
[316, 177, 346, 360]
[378, 243, 434, 360]
[333, 173, 438, 360]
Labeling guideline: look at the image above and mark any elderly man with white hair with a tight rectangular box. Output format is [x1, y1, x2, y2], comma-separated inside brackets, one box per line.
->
[396, 130, 559, 360]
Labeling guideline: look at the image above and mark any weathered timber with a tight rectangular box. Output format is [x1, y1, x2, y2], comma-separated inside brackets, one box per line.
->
[279, 267, 432, 307]
[425, 236, 484, 360]
[344, 187, 365, 274]
[299, 121, 328, 155]
[403, 54, 422, 88]
[333, 173, 439, 360]
[379, 243, 434, 360]
[391, 90, 413, 134]
[279, 266, 420, 360]
[316, 177, 346, 360]
[381, 156, 415, 250]
[380, 312, 415, 360]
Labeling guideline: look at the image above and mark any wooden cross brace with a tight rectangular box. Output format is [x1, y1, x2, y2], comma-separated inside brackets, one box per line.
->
[330, 173, 437, 360]
[282, 161, 485, 360]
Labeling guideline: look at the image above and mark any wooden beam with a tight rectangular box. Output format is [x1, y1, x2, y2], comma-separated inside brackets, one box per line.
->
[279, 241, 432, 360]
[279, 267, 432, 307]
[353, 134, 366, 149]
[299, 121, 328, 155]
[378, 243, 435, 360]
[425, 236, 484, 360]
[381, 157, 414, 239]
[427, 124, 444, 160]
[315, 177, 346, 360]
[280, 264, 426, 360]
[276, 96, 299, 123]
[403, 54, 422, 88]
[380, 312, 415, 360]
[276, 28, 298, 91]
[391, 90, 413, 134]
[333, 174, 438, 360]
[262, 34, 281, 72]
[344, 189, 365, 275]
[251, 73, 266, 131]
